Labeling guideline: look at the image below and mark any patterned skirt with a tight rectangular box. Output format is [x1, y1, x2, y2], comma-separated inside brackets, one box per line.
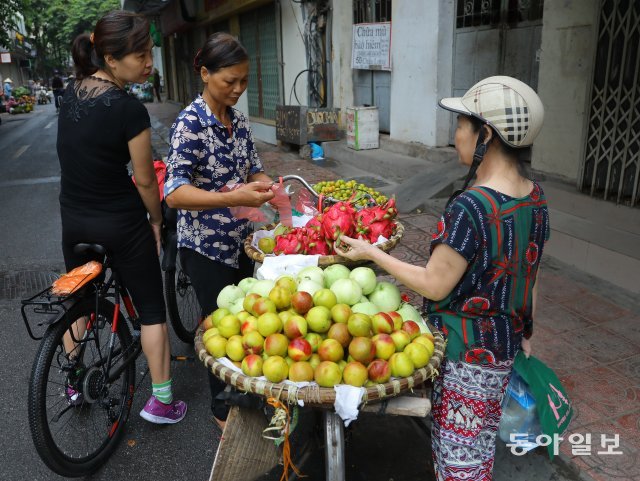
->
[431, 358, 514, 481]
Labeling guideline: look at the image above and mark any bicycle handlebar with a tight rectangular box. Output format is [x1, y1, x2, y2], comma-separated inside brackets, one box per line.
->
[278, 175, 376, 207]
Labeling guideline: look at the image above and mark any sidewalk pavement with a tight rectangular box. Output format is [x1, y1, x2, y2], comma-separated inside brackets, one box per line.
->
[145, 100, 640, 481]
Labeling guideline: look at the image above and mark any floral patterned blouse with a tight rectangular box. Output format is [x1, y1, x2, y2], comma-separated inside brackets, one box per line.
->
[423, 183, 550, 364]
[164, 95, 264, 268]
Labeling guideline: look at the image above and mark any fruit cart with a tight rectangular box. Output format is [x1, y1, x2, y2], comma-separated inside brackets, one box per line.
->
[195, 175, 445, 481]
[195, 324, 445, 481]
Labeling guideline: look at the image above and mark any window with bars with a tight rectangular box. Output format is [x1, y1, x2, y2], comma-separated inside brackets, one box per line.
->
[353, 0, 392, 24]
[239, 4, 280, 120]
[455, 0, 543, 28]
[581, 0, 640, 206]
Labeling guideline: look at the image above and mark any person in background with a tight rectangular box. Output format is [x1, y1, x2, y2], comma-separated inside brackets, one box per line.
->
[3, 78, 12, 101]
[58, 10, 187, 424]
[337, 76, 549, 480]
[164, 32, 275, 430]
[152, 67, 161, 102]
[51, 71, 64, 112]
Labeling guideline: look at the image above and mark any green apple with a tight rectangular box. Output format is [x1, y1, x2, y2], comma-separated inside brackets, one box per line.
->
[306, 306, 332, 333]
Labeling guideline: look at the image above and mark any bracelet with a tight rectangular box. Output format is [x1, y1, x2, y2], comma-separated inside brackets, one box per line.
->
[149, 218, 163, 226]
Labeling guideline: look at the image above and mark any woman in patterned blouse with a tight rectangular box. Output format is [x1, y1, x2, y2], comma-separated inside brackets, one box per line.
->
[337, 76, 549, 480]
[164, 33, 275, 429]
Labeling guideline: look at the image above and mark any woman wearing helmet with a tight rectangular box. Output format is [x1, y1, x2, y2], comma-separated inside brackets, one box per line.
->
[337, 76, 549, 480]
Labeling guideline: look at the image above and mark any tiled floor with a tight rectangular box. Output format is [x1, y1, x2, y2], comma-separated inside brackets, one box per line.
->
[147, 104, 640, 481]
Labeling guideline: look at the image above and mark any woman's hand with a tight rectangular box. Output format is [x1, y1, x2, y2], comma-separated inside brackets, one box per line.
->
[150, 222, 162, 256]
[231, 181, 275, 207]
[521, 337, 532, 358]
[334, 235, 378, 262]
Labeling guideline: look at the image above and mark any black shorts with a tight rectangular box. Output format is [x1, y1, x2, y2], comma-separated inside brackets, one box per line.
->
[61, 208, 166, 326]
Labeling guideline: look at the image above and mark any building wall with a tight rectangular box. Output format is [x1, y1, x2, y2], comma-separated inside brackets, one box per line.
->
[330, 0, 354, 116]
[532, 0, 600, 181]
[279, 0, 308, 109]
[388, 0, 454, 146]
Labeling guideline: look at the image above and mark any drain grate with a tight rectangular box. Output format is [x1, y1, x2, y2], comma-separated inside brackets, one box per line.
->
[0, 269, 61, 300]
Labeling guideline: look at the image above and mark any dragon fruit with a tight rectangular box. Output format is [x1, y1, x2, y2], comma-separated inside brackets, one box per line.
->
[305, 214, 323, 232]
[366, 219, 395, 243]
[354, 208, 378, 237]
[355, 198, 397, 243]
[321, 202, 356, 241]
[304, 227, 331, 255]
[294, 228, 311, 254]
[274, 232, 303, 255]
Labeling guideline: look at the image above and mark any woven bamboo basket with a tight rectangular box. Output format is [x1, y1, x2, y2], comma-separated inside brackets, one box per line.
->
[194, 320, 445, 408]
[244, 221, 405, 268]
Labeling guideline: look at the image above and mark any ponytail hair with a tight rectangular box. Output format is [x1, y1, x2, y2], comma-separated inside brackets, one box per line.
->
[71, 10, 150, 80]
[193, 32, 248, 74]
[71, 33, 98, 79]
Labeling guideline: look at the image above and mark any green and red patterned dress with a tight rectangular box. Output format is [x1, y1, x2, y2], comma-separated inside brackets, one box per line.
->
[424, 183, 550, 481]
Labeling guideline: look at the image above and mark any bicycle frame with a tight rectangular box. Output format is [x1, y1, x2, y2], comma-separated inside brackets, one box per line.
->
[22, 267, 143, 384]
[74, 272, 142, 385]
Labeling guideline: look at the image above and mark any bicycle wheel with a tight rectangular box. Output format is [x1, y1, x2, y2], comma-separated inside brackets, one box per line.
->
[28, 298, 135, 477]
[164, 253, 201, 343]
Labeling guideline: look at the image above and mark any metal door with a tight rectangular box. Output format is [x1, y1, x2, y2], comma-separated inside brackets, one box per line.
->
[450, 0, 544, 143]
[240, 4, 280, 121]
[352, 0, 392, 133]
[581, 0, 640, 207]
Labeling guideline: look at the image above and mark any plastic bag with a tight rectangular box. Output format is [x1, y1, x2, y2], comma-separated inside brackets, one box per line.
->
[513, 352, 573, 459]
[222, 180, 293, 227]
[220, 182, 270, 223]
[270, 180, 293, 227]
[309, 142, 324, 161]
[131, 160, 166, 201]
[498, 370, 542, 452]
[294, 186, 320, 218]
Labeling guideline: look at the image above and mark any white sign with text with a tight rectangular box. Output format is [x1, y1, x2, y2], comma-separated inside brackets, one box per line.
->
[351, 22, 391, 71]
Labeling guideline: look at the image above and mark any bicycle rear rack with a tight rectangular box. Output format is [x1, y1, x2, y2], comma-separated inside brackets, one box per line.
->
[21, 286, 78, 341]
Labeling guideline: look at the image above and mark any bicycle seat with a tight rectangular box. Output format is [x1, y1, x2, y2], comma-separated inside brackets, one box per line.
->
[73, 243, 107, 257]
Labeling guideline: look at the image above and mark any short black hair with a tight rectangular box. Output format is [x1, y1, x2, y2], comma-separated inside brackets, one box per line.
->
[466, 114, 531, 168]
[193, 32, 248, 74]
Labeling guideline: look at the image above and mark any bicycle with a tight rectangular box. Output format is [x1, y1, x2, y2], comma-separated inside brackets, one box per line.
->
[23, 243, 144, 477]
[161, 202, 201, 344]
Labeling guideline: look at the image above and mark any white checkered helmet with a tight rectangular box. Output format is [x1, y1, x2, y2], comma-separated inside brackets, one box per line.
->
[439, 76, 544, 148]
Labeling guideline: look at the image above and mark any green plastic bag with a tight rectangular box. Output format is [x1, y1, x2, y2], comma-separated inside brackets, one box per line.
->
[513, 352, 573, 459]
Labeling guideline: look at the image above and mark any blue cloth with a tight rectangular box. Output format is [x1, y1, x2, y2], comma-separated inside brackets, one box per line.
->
[164, 95, 264, 268]
[4, 82, 12, 99]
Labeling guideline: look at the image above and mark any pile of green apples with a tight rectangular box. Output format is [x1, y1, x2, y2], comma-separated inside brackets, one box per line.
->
[201, 265, 436, 388]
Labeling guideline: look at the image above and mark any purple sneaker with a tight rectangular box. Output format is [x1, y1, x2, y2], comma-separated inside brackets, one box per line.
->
[65, 385, 83, 406]
[139, 396, 187, 424]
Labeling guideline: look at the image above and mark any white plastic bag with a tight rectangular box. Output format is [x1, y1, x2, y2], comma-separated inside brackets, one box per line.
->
[498, 370, 543, 452]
